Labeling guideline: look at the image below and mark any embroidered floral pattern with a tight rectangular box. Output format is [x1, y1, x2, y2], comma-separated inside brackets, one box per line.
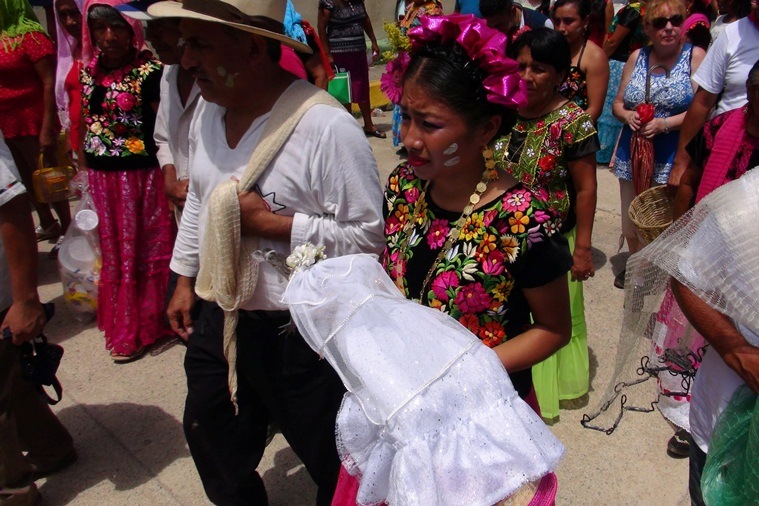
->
[557, 65, 588, 110]
[382, 163, 561, 348]
[81, 50, 161, 159]
[492, 101, 596, 220]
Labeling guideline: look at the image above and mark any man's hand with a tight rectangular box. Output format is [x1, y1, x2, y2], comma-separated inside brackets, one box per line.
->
[165, 178, 189, 208]
[234, 179, 293, 241]
[238, 189, 272, 237]
[2, 298, 45, 345]
[163, 165, 189, 208]
[167, 276, 195, 340]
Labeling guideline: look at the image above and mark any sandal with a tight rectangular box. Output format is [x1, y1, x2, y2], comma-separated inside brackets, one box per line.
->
[111, 345, 147, 364]
[36, 221, 62, 242]
[667, 428, 690, 459]
[364, 128, 387, 139]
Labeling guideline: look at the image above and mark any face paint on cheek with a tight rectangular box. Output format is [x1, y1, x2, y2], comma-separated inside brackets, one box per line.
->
[216, 66, 239, 87]
[443, 143, 458, 155]
[444, 156, 461, 167]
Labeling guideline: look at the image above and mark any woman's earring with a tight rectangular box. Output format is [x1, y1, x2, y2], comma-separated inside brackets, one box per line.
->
[483, 146, 498, 181]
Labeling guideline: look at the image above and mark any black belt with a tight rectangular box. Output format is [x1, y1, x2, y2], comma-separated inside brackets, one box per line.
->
[238, 309, 291, 320]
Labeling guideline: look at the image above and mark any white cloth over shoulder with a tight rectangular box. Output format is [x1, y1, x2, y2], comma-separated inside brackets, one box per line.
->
[282, 254, 564, 506]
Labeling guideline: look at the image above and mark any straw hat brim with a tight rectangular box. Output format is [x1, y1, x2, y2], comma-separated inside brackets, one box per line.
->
[147, 1, 312, 54]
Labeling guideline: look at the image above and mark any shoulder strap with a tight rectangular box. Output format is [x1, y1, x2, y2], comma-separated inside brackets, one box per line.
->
[577, 40, 587, 67]
[195, 81, 344, 412]
[240, 81, 344, 191]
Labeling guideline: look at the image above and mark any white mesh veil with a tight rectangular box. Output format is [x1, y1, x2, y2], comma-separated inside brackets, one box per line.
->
[583, 169, 759, 433]
[280, 254, 564, 506]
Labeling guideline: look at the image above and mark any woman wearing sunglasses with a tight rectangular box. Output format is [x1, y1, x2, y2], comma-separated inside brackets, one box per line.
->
[610, 0, 705, 280]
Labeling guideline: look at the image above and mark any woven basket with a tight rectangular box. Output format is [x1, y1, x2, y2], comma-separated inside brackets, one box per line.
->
[629, 185, 674, 244]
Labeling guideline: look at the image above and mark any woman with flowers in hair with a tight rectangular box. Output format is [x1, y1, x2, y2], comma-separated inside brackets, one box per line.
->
[494, 27, 599, 422]
[81, 0, 172, 362]
[339, 13, 573, 504]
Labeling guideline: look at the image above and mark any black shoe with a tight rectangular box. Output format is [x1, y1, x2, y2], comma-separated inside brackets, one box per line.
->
[667, 429, 690, 458]
[614, 270, 626, 289]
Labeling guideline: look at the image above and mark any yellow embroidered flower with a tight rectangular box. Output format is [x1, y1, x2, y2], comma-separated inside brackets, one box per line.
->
[501, 235, 519, 262]
[476, 233, 497, 262]
[89, 121, 103, 135]
[138, 62, 153, 77]
[411, 198, 427, 224]
[508, 212, 529, 234]
[394, 203, 410, 225]
[461, 213, 485, 242]
[125, 137, 145, 154]
[492, 279, 514, 302]
[388, 174, 400, 194]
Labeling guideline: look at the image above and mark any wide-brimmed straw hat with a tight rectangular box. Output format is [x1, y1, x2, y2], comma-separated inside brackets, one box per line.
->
[116, 0, 158, 20]
[147, 0, 311, 53]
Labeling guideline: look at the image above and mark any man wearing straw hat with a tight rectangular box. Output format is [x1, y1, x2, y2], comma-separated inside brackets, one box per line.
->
[151, 0, 385, 503]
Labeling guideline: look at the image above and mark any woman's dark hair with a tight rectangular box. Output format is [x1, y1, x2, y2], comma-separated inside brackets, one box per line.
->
[508, 27, 571, 75]
[552, 0, 591, 17]
[734, 0, 753, 19]
[553, 0, 610, 43]
[686, 22, 711, 50]
[689, 0, 716, 21]
[403, 42, 516, 135]
[552, 0, 595, 41]
[87, 4, 130, 28]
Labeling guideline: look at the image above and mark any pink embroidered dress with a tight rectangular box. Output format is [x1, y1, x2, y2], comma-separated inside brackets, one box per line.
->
[81, 49, 172, 355]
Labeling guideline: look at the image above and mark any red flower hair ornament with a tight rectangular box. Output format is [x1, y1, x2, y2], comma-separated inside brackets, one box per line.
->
[381, 14, 527, 110]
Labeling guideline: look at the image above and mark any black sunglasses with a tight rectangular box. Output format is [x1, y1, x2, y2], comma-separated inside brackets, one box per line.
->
[650, 14, 684, 29]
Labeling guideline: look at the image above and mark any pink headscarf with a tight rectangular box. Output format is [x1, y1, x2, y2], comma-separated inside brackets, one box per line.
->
[81, 0, 146, 67]
[53, 0, 85, 126]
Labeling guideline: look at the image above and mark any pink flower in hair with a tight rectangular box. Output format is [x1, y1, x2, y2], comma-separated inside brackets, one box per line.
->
[380, 51, 411, 105]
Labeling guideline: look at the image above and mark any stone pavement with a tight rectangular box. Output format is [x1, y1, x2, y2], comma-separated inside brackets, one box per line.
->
[29, 126, 690, 505]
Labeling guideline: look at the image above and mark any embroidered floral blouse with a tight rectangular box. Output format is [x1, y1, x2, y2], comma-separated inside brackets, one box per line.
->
[81, 50, 162, 171]
[557, 65, 588, 110]
[381, 163, 572, 397]
[493, 101, 598, 232]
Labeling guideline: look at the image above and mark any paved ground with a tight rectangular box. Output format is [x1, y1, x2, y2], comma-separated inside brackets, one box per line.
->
[29, 119, 691, 505]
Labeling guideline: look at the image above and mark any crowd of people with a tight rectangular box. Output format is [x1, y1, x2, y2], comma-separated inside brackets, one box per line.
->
[0, 0, 757, 504]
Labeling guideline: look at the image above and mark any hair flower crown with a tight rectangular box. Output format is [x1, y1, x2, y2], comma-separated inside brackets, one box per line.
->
[382, 14, 526, 110]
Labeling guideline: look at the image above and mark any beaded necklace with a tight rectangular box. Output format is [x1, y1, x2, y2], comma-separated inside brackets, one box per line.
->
[399, 167, 494, 303]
